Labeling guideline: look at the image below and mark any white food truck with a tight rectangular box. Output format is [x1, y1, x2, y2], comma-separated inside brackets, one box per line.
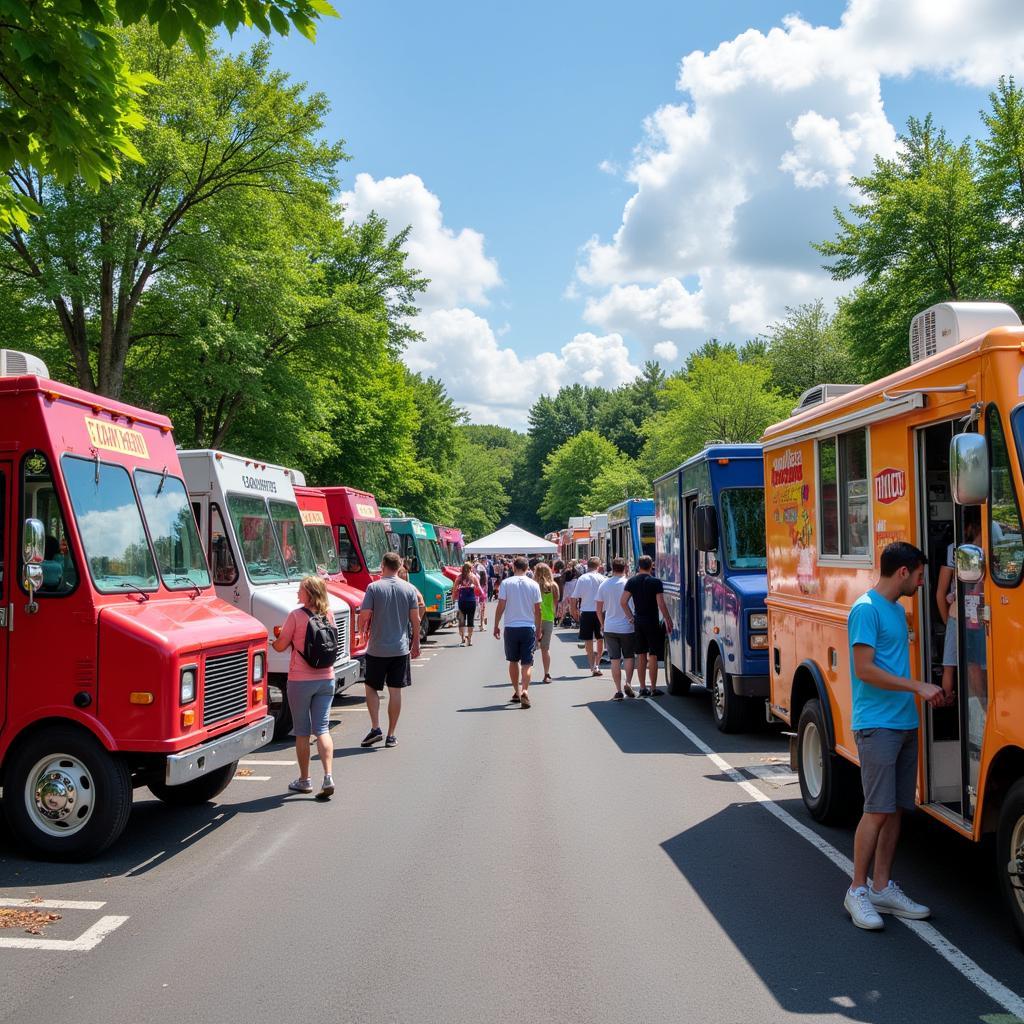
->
[179, 450, 359, 738]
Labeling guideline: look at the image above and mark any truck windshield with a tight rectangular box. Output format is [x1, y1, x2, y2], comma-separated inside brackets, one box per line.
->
[62, 455, 158, 593]
[355, 519, 388, 573]
[226, 494, 287, 582]
[135, 470, 211, 590]
[639, 520, 656, 558]
[424, 538, 444, 572]
[720, 488, 766, 569]
[306, 523, 341, 576]
[268, 500, 318, 579]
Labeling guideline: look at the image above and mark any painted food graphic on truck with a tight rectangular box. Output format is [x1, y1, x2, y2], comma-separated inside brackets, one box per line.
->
[770, 447, 818, 593]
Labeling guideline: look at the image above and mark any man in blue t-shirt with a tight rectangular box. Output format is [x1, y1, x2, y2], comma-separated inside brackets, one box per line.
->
[843, 542, 943, 932]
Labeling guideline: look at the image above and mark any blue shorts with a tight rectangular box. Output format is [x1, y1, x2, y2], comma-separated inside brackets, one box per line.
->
[287, 677, 335, 737]
[503, 626, 536, 665]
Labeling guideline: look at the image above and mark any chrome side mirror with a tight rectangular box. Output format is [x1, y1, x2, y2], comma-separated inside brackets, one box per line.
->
[23, 518, 44, 564]
[23, 562, 43, 614]
[956, 543, 985, 585]
[950, 434, 989, 505]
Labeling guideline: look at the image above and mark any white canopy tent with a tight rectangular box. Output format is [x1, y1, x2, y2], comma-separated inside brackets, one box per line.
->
[464, 524, 557, 556]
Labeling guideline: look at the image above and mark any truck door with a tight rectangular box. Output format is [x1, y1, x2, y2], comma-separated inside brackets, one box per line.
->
[683, 495, 702, 678]
[0, 464, 9, 733]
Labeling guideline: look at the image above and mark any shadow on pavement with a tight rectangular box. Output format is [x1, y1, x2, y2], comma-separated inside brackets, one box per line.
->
[456, 703, 517, 713]
[659, 801, 1010, 1023]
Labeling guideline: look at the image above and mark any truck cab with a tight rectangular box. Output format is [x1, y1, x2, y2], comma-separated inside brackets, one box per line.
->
[0, 353, 271, 860]
[436, 525, 465, 575]
[655, 445, 769, 732]
[387, 517, 456, 635]
[293, 484, 367, 664]
[319, 486, 390, 593]
[607, 498, 656, 571]
[179, 451, 359, 738]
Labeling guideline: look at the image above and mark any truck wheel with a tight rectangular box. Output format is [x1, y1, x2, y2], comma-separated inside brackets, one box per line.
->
[997, 779, 1024, 944]
[710, 658, 748, 733]
[148, 763, 237, 806]
[419, 615, 430, 643]
[268, 674, 292, 741]
[3, 725, 132, 861]
[665, 635, 691, 695]
[426, 619, 440, 636]
[797, 699, 856, 824]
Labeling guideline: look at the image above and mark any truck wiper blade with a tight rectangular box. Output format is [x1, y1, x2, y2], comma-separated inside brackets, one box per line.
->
[116, 581, 151, 601]
[172, 575, 203, 599]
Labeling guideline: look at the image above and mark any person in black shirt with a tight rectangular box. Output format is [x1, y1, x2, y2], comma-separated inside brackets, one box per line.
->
[621, 555, 674, 697]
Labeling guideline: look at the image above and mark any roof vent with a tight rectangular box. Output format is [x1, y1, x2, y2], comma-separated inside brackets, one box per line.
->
[909, 302, 1020, 364]
[0, 349, 48, 379]
[793, 383, 861, 414]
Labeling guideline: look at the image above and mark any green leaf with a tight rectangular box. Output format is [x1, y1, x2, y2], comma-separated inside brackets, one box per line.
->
[158, 10, 181, 45]
[268, 5, 290, 35]
[307, 0, 339, 16]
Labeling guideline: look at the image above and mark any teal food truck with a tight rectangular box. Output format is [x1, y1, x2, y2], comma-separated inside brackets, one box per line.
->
[386, 517, 456, 636]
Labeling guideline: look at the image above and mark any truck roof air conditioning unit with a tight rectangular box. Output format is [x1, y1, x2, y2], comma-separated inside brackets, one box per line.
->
[793, 383, 861, 414]
[909, 302, 1021, 364]
[0, 349, 48, 379]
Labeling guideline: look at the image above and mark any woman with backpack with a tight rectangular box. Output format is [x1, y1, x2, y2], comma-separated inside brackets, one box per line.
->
[272, 575, 337, 800]
[452, 562, 486, 646]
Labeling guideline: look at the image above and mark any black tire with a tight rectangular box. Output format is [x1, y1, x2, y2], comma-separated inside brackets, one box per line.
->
[710, 658, 749, 733]
[268, 673, 292, 740]
[426, 619, 440, 636]
[996, 778, 1024, 945]
[419, 615, 430, 643]
[148, 763, 237, 806]
[3, 725, 132, 861]
[665, 634, 691, 695]
[796, 699, 858, 824]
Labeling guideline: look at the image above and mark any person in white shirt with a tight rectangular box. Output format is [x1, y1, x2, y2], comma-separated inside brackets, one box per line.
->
[493, 556, 543, 709]
[572, 556, 607, 676]
[597, 557, 635, 700]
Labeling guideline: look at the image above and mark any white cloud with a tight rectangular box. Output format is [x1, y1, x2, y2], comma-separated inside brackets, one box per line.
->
[653, 341, 678, 362]
[408, 309, 639, 429]
[339, 172, 501, 311]
[575, 0, 1024, 357]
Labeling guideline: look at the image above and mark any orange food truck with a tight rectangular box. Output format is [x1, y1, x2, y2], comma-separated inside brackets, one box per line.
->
[294, 483, 367, 663]
[0, 351, 271, 859]
[762, 302, 1024, 938]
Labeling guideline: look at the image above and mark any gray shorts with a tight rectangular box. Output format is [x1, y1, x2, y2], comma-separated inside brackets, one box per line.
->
[287, 677, 335, 737]
[942, 617, 957, 668]
[604, 632, 635, 661]
[854, 728, 918, 814]
[539, 620, 554, 651]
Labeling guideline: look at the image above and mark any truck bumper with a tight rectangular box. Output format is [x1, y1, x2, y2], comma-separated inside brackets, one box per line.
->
[731, 673, 769, 698]
[429, 609, 457, 628]
[335, 657, 362, 692]
[165, 715, 273, 785]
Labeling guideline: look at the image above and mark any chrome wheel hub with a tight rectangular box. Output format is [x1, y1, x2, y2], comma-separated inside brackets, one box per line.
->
[713, 670, 726, 718]
[1010, 816, 1024, 912]
[26, 754, 95, 837]
[801, 723, 824, 800]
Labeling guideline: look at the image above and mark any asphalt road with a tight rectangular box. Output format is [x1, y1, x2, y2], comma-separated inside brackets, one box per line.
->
[1, 619, 1023, 1024]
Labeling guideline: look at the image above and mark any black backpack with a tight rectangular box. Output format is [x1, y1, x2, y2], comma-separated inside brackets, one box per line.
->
[301, 608, 339, 669]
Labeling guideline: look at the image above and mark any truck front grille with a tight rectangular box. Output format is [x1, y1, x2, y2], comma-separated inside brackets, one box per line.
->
[443, 592, 454, 614]
[333, 611, 350, 666]
[203, 650, 249, 726]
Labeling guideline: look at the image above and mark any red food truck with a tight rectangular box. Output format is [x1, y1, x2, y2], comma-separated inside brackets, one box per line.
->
[294, 484, 367, 662]
[320, 486, 390, 592]
[0, 351, 271, 860]
[436, 524, 465, 581]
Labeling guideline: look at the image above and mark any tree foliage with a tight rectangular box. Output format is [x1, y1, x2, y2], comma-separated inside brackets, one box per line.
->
[539, 430, 621, 526]
[583, 459, 651, 514]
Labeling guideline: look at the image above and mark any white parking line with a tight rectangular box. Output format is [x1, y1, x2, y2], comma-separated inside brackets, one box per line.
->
[644, 698, 1024, 1020]
[233, 775, 271, 781]
[0, 899, 128, 951]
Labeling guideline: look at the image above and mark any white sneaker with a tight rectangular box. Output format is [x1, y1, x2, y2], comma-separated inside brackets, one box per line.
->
[844, 886, 884, 930]
[288, 777, 313, 794]
[868, 881, 931, 920]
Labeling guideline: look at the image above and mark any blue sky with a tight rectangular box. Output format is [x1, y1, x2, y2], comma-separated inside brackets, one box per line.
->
[227, 1, 1013, 425]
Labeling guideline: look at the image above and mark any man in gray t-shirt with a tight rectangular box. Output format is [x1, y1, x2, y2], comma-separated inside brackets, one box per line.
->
[357, 550, 421, 748]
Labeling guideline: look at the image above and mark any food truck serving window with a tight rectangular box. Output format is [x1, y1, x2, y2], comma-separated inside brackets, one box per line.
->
[989, 405, 1024, 586]
[817, 429, 870, 559]
[62, 455, 158, 593]
[354, 519, 388, 573]
[135, 469, 211, 590]
[22, 452, 78, 596]
[720, 488, 767, 569]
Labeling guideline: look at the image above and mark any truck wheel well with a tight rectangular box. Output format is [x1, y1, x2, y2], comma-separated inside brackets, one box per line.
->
[704, 642, 722, 685]
[1, 717, 108, 779]
[790, 664, 834, 750]
[981, 745, 1024, 834]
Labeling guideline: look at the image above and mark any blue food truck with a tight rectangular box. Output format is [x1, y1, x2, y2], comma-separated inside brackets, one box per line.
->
[654, 445, 769, 732]
[606, 498, 655, 571]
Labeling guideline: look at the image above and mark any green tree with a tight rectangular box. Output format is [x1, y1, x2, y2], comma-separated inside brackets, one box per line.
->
[762, 299, 859, 398]
[583, 458, 651, 513]
[817, 115, 995, 378]
[593, 361, 665, 459]
[539, 430, 620, 527]
[641, 350, 790, 479]
[450, 437, 512, 539]
[0, 0, 337, 232]
[2, 28, 344, 398]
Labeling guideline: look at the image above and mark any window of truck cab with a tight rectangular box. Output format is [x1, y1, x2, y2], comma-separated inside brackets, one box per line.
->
[21, 451, 79, 597]
[816, 428, 871, 562]
[719, 487, 767, 569]
[135, 468, 212, 591]
[994, 404, 1024, 586]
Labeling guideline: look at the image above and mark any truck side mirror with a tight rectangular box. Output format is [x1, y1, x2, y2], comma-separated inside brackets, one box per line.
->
[694, 505, 719, 552]
[956, 543, 985, 584]
[410, 557, 420, 575]
[22, 562, 42, 614]
[23, 517, 44, 564]
[950, 433, 989, 505]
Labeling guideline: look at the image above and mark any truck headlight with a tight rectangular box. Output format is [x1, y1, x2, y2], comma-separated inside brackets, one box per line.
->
[748, 612, 768, 632]
[253, 652, 265, 683]
[180, 666, 197, 704]
[749, 634, 769, 650]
